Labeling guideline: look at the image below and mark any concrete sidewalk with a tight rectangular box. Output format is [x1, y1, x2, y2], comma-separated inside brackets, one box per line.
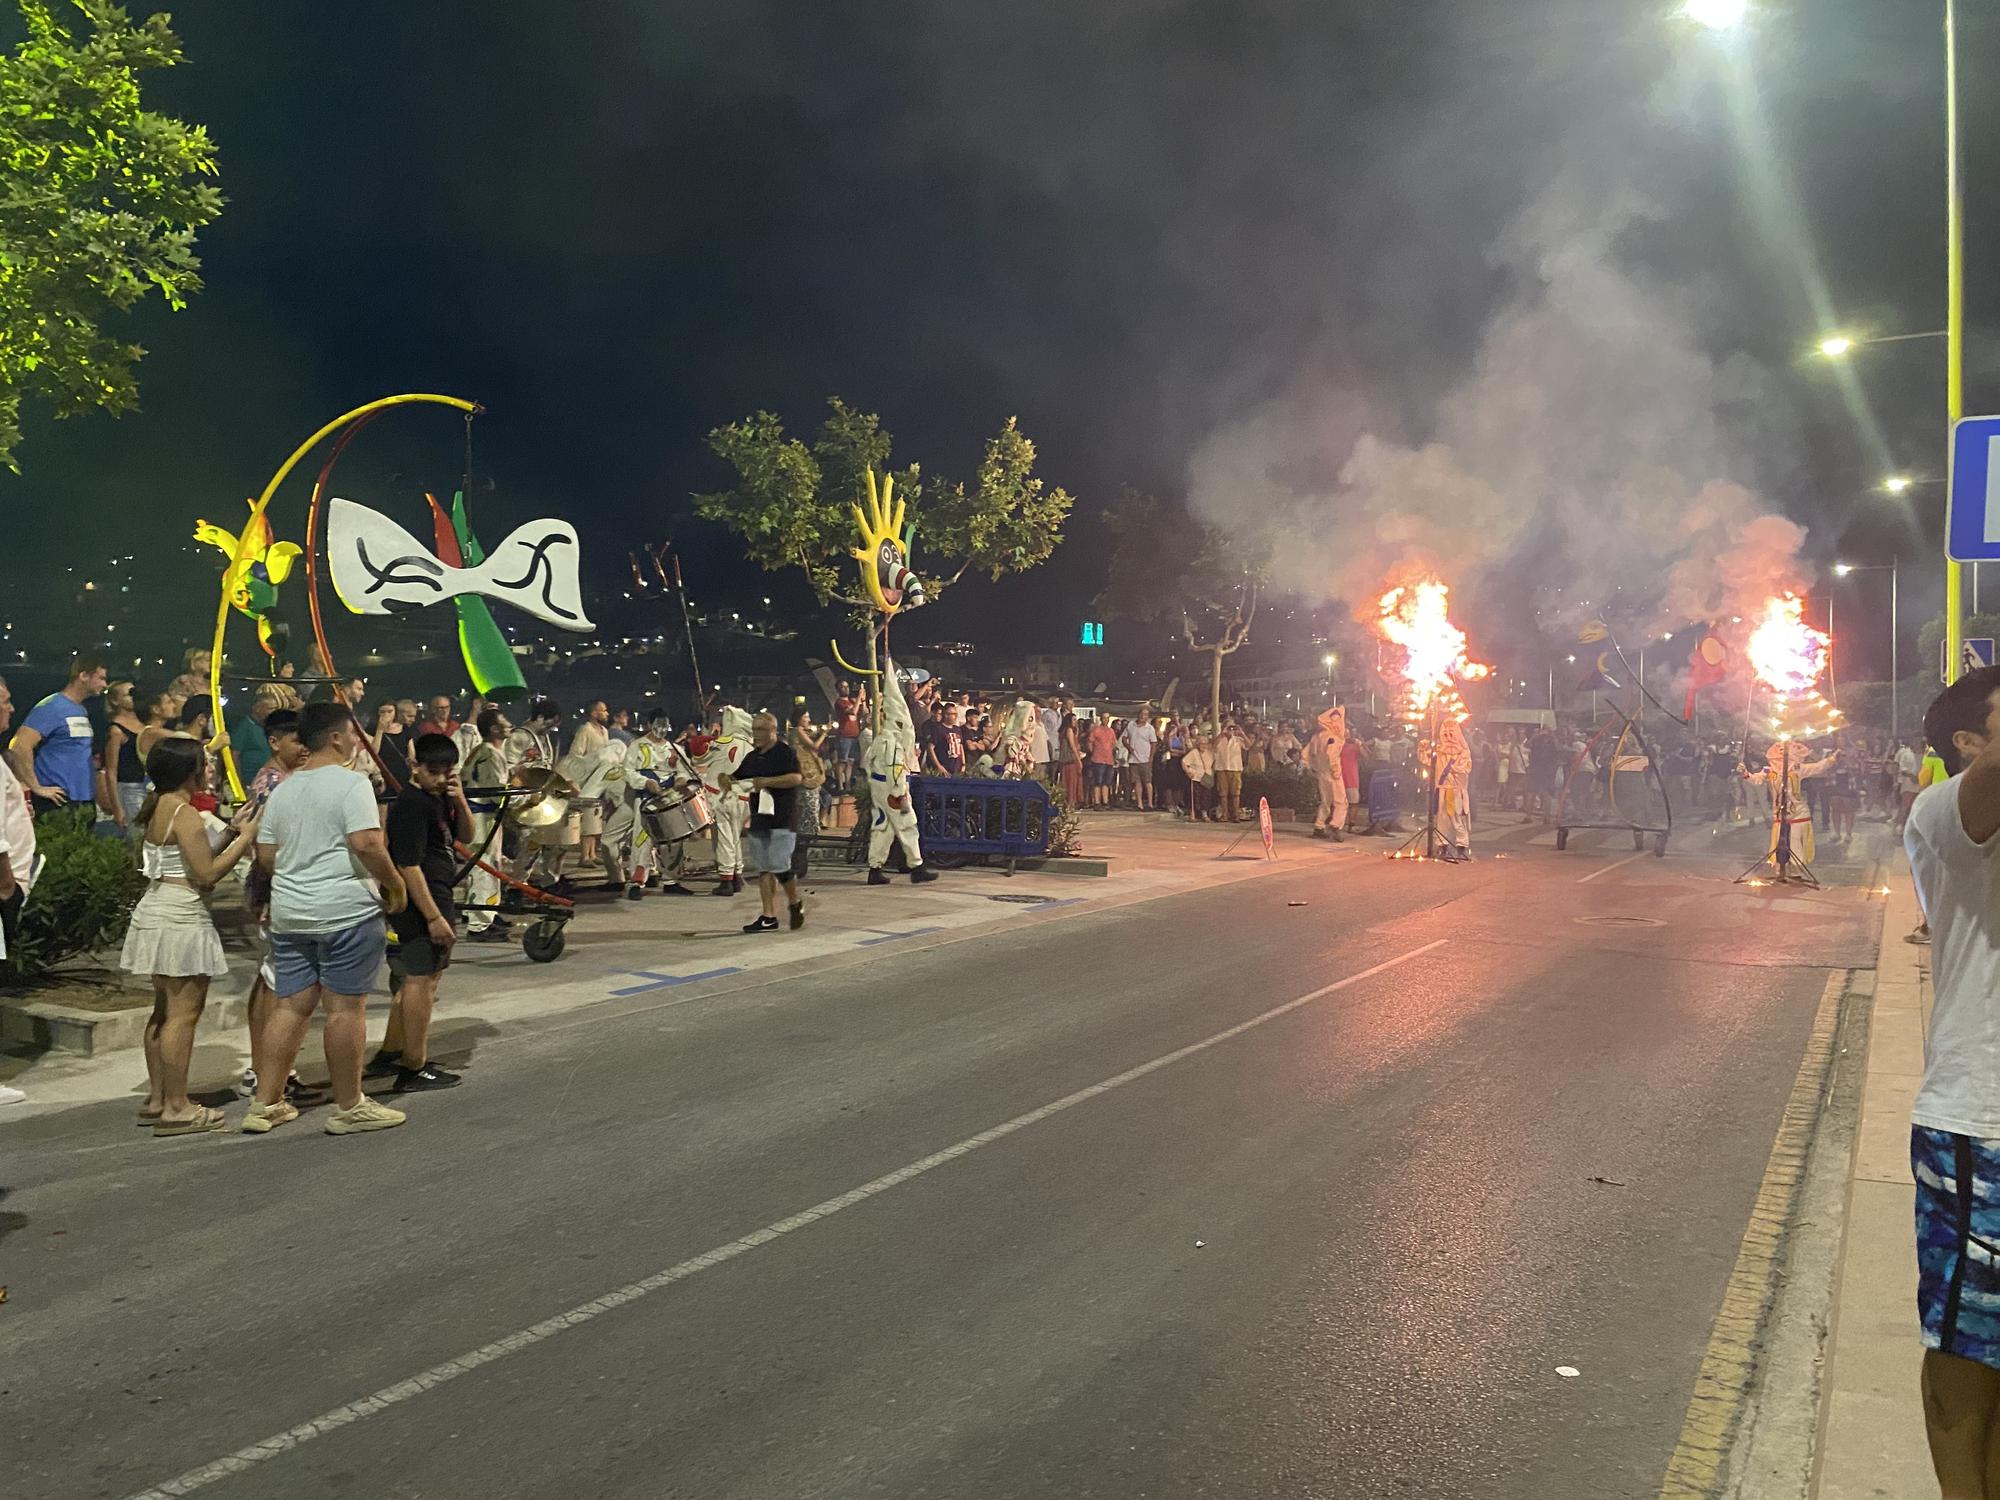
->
[1815, 869, 1932, 1498]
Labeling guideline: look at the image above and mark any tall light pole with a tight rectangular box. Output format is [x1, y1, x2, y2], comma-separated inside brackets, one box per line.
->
[1786, 0, 1964, 677]
[1946, 0, 1967, 681]
[1836, 559, 1901, 731]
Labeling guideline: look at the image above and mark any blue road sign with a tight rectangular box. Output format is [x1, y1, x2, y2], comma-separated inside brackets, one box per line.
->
[1948, 416, 2000, 561]
[1943, 637, 1997, 682]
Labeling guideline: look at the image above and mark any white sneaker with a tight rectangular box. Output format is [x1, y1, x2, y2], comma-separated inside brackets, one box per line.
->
[236, 1068, 258, 1098]
[324, 1098, 406, 1135]
[240, 1099, 299, 1134]
[0, 1084, 24, 1105]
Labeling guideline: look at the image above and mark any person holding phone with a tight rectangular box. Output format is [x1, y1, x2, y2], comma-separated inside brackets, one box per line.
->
[119, 738, 261, 1135]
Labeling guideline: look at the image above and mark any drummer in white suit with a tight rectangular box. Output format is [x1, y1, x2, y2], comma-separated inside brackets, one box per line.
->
[617, 710, 709, 899]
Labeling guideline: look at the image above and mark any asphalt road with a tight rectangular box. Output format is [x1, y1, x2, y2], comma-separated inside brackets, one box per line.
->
[3, 822, 1883, 1499]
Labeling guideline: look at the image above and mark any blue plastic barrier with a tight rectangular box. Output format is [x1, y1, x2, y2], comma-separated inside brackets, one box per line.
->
[908, 774, 1055, 861]
[1366, 768, 1406, 827]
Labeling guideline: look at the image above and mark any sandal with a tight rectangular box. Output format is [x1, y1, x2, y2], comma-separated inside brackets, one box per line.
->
[135, 1108, 164, 1127]
[152, 1106, 227, 1137]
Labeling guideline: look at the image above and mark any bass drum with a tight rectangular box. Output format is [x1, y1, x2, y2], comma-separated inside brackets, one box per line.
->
[644, 786, 715, 843]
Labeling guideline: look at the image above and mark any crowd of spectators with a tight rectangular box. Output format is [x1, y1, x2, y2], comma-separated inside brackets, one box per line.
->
[0, 640, 1943, 1121]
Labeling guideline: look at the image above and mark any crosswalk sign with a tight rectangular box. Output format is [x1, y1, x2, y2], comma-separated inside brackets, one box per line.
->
[1943, 637, 1997, 682]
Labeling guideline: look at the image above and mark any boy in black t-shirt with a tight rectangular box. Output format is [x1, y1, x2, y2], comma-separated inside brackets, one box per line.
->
[374, 733, 475, 1091]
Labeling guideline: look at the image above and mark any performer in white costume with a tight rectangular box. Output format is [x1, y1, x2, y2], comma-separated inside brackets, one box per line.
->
[617, 711, 706, 899]
[458, 707, 513, 938]
[865, 661, 938, 885]
[1742, 738, 1836, 867]
[503, 697, 570, 886]
[693, 706, 753, 895]
[558, 702, 620, 878]
[1430, 718, 1474, 862]
[1000, 698, 1038, 779]
[1307, 704, 1349, 841]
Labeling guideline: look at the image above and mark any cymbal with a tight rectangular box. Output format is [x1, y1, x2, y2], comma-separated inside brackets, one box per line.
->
[506, 767, 576, 828]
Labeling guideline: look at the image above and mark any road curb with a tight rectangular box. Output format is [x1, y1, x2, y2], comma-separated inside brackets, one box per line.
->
[1809, 867, 1934, 1498]
[1658, 965, 1864, 1497]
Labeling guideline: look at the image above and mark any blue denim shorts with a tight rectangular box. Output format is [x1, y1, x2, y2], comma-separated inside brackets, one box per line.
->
[269, 919, 386, 999]
[1914, 1126, 2000, 1369]
[743, 828, 797, 875]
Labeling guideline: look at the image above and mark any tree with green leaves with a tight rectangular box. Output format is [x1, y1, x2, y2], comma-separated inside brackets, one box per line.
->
[1097, 487, 1262, 733]
[0, 1, 222, 471]
[694, 397, 1073, 612]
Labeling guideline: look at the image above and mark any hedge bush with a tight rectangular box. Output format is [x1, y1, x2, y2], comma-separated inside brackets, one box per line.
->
[1, 807, 145, 983]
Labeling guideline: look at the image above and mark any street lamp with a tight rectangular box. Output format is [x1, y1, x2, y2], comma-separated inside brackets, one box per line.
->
[1884, 474, 1914, 495]
[1814, 330, 1945, 360]
[1683, 0, 1747, 28]
[1833, 559, 1901, 732]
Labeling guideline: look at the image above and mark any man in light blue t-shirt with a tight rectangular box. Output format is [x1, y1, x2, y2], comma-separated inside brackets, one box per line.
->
[5, 654, 107, 812]
[1122, 709, 1158, 811]
[249, 702, 409, 1137]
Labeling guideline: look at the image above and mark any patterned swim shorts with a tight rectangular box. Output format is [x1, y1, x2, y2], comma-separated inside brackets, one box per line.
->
[1914, 1125, 2000, 1368]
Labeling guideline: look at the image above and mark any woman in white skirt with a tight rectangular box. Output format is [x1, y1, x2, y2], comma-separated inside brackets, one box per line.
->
[122, 738, 260, 1136]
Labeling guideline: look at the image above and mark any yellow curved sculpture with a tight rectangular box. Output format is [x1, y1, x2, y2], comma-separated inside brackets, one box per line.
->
[208, 393, 478, 798]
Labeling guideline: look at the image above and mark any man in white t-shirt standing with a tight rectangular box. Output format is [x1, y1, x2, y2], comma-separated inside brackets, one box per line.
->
[247, 701, 409, 1136]
[1904, 667, 2000, 1488]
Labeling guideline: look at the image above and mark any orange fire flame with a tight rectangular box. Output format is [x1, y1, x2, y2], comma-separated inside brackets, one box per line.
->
[1747, 593, 1829, 695]
[1375, 579, 1490, 724]
[1747, 592, 1841, 738]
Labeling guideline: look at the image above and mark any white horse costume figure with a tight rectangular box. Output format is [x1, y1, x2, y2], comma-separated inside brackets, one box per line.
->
[1307, 705, 1349, 838]
[693, 707, 753, 894]
[865, 661, 936, 884]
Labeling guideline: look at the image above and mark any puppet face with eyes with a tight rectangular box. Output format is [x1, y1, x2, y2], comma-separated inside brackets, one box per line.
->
[852, 469, 924, 616]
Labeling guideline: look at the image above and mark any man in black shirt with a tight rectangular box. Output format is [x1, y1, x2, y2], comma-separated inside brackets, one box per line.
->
[729, 711, 806, 933]
[374, 733, 474, 1090]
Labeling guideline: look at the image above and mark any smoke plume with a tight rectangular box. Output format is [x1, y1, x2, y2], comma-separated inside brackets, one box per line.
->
[1185, 164, 1810, 641]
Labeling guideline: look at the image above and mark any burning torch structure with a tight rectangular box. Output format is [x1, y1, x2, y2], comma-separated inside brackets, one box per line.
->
[1376, 580, 1489, 863]
[1736, 593, 1841, 889]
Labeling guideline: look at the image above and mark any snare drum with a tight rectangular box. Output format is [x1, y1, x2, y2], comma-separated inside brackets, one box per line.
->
[643, 786, 714, 843]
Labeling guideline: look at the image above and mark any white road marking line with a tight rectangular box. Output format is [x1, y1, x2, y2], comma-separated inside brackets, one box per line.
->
[121, 937, 1449, 1500]
[1577, 853, 1647, 885]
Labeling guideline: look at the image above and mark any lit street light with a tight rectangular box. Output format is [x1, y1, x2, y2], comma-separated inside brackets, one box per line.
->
[1814, 329, 1945, 359]
[1884, 474, 1913, 495]
[1682, 0, 1747, 28]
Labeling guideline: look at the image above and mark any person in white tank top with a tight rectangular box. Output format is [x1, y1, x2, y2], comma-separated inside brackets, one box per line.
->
[119, 737, 260, 1137]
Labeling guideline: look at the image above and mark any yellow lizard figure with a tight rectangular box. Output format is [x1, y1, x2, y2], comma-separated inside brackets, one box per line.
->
[194, 500, 304, 659]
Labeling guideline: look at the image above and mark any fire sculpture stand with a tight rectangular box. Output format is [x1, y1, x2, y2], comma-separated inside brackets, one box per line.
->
[1733, 762, 1821, 890]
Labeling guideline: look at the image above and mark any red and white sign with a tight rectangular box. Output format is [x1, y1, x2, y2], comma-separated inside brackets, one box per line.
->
[1258, 797, 1275, 859]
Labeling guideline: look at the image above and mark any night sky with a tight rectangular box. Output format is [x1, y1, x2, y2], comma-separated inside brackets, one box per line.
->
[2, 1, 1994, 690]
